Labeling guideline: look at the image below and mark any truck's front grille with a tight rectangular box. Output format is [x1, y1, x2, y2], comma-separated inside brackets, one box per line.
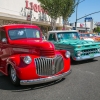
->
[35, 55, 64, 76]
[82, 48, 98, 55]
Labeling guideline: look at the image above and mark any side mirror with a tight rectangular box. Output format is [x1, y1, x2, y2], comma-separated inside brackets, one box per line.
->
[2, 38, 7, 43]
[42, 36, 46, 40]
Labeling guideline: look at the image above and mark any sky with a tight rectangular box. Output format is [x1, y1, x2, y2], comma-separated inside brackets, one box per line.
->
[69, 0, 100, 23]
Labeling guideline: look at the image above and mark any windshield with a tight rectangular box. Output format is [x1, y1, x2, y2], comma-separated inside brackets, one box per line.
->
[8, 28, 40, 40]
[57, 32, 80, 41]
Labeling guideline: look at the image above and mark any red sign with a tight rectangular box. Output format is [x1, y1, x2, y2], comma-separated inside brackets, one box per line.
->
[80, 24, 84, 27]
[25, 0, 46, 13]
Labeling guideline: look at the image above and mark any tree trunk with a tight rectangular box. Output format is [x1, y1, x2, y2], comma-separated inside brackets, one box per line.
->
[63, 20, 66, 30]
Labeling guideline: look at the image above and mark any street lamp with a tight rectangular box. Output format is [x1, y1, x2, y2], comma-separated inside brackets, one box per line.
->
[75, 0, 85, 30]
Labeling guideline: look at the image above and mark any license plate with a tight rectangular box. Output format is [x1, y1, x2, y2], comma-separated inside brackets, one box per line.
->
[90, 54, 94, 57]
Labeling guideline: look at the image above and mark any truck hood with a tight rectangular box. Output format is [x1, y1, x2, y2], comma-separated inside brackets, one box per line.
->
[58, 39, 99, 46]
[10, 39, 55, 50]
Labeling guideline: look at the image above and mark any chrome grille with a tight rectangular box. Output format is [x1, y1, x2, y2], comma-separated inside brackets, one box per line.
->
[35, 55, 64, 76]
[82, 48, 98, 55]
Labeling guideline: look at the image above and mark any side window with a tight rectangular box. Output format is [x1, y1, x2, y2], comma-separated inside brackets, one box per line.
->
[48, 33, 56, 41]
[0, 30, 6, 41]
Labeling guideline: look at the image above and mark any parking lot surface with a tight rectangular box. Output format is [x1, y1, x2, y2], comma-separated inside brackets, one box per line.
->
[0, 57, 100, 100]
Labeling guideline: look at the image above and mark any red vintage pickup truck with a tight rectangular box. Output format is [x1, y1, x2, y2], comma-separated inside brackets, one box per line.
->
[0, 24, 71, 86]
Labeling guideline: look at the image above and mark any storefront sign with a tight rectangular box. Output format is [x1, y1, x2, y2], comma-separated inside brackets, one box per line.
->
[25, 0, 46, 13]
[85, 17, 93, 22]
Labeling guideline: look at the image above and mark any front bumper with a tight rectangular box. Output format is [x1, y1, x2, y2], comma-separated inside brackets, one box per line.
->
[73, 53, 100, 61]
[20, 69, 71, 85]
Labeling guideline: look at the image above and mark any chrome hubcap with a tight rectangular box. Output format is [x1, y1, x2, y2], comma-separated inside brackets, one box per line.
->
[11, 67, 16, 82]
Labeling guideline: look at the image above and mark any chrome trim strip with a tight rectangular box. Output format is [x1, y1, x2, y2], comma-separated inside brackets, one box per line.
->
[20, 69, 72, 85]
[73, 53, 100, 61]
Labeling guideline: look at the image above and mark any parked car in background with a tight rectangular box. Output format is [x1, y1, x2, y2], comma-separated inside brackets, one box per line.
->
[80, 33, 100, 42]
[79, 33, 94, 41]
[0, 24, 71, 86]
[47, 30, 100, 61]
[94, 35, 100, 42]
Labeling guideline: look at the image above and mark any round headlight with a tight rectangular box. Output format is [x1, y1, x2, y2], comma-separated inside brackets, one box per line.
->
[77, 51, 82, 57]
[23, 56, 32, 64]
[65, 51, 70, 58]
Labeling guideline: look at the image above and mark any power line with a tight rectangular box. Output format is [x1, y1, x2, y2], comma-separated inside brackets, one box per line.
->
[77, 10, 100, 20]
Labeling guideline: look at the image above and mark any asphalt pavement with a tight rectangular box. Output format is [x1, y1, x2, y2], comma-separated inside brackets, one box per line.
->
[0, 57, 100, 100]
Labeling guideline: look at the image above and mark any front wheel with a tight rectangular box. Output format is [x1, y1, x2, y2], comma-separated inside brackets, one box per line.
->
[9, 66, 20, 86]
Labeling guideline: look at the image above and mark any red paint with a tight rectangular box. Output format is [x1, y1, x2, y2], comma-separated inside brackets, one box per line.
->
[30, 2, 33, 10]
[33, 4, 38, 12]
[38, 5, 41, 12]
[25, 0, 30, 9]
[25, 0, 46, 13]
[0, 24, 70, 84]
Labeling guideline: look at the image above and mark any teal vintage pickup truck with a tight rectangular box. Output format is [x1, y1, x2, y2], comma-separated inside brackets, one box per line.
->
[47, 30, 100, 61]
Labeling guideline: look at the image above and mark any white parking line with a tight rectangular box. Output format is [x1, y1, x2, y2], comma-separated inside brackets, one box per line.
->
[85, 71, 95, 75]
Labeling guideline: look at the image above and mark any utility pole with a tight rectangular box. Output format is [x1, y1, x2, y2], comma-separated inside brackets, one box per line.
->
[75, 0, 85, 30]
[84, 14, 87, 32]
[75, 0, 79, 30]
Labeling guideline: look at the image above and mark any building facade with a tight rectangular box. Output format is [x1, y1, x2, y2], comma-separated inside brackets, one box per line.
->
[71, 17, 95, 33]
[0, 0, 71, 35]
[71, 21, 95, 33]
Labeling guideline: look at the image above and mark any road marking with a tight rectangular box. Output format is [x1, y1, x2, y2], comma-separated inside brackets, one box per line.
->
[85, 71, 95, 75]
[76, 69, 95, 76]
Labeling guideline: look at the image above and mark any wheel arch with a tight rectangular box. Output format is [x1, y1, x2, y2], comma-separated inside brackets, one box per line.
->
[7, 63, 12, 75]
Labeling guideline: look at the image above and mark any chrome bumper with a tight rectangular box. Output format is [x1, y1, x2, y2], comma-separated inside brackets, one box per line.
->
[20, 69, 71, 85]
[73, 53, 100, 61]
